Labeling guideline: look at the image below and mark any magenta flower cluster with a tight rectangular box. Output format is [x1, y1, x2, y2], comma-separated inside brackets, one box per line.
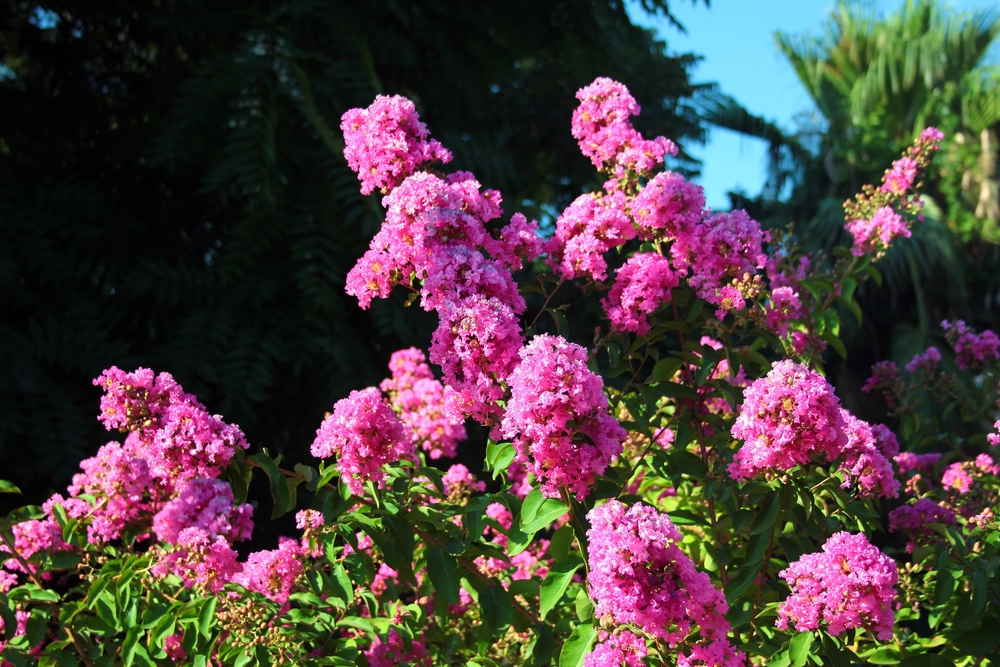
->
[585, 500, 743, 667]
[888, 498, 956, 553]
[340, 95, 452, 195]
[777, 532, 897, 640]
[602, 252, 680, 336]
[730, 360, 898, 498]
[501, 334, 626, 499]
[942, 319, 1000, 371]
[570, 77, 677, 179]
[311, 387, 413, 495]
[380, 347, 467, 459]
[585, 630, 647, 667]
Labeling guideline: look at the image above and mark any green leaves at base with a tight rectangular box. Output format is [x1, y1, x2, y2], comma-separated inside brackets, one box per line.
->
[539, 558, 583, 619]
[558, 622, 597, 667]
[426, 547, 461, 606]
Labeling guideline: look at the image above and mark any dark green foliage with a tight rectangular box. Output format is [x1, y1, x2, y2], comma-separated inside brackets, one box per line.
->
[0, 0, 705, 495]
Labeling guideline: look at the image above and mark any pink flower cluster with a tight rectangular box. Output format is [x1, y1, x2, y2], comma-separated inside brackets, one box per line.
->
[765, 286, 803, 337]
[888, 498, 956, 553]
[586, 500, 743, 667]
[364, 629, 432, 667]
[680, 210, 768, 313]
[844, 128, 943, 257]
[152, 478, 253, 545]
[942, 320, 1000, 371]
[340, 95, 452, 195]
[571, 77, 677, 178]
[940, 454, 999, 519]
[629, 171, 705, 242]
[94, 367, 249, 484]
[905, 346, 941, 374]
[862, 360, 900, 395]
[545, 191, 636, 282]
[585, 630, 647, 667]
[66, 441, 156, 543]
[730, 360, 898, 498]
[602, 252, 680, 335]
[990, 419, 1000, 448]
[777, 532, 897, 640]
[380, 348, 467, 459]
[311, 387, 413, 495]
[846, 206, 910, 258]
[894, 451, 941, 474]
[231, 537, 304, 604]
[501, 335, 626, 499]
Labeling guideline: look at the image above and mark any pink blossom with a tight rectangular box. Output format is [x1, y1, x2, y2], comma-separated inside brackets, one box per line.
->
[93, 366, 184, 434]
[484, 212, 544, 270]
[429, 295, 522, 426]
[846, 206, 910, 257]
[545, 191, 636, 282]
[420, 245, 525, 314]
[862, 361, 899, 394]
[766, 254, 809, 292]
[0, 610, 29, 653]
[870, 424, 900, 458]
[232, 537, 303, 604]
[364, 629, 432, 667]
[151, 527, 241, 592]
[881, 157, 917, 194]
[586, 501, 742, 666]
[679, 210, 767, 309]
[381, 348, 467, 459]
[777, 532, 897, 640]
[4, 518, 68, 574]
[942, 454, 999, 494]
[311, 387, 413, 495]
[628, 171, 705, 242]
[729, 360, 847, 481]
[164, 633, 187, 662]
[894, 451, 941, 474]
[765, 286, 803, 337]
[989, 419, 1000, 447]
[296, 509, 325, 558]
[152, 478, 253, 545]
[442, 464, 486, 497]
[602, 252, 680, 336]
[837, 411, 899, 499]
[147, 402, 249, 483]
[904, 346, 941, 374]
[501, 334, 626, 499]
[67, 441, 155, 543]
[942, 320, 1000, 371]
[585, 630, 648, 667]
[507, 461, 534, 500]
[571, 78, 677, 177]
[340, 95, 452, 195]
[920, 127, 945, 144]
[888, 498, 956, 553]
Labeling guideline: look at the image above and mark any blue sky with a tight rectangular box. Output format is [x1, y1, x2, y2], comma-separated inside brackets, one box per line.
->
[628, 0, 1000, 210]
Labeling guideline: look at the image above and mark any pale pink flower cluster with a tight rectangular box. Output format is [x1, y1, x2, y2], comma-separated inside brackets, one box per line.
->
[311, 387, 413, 495]
[846, 206, 910, 258]
[152, 478, 253, 545]
[66, 442, 155, 543]
[586, 500, 743, 667]
[777, 532, 897, 640]
[545, 191, 636, 282]
[340, 95, 452, 195]
[3, 516, 69, 578]
[501, 335, 626, 499]
[296, 509, 325, 558]
[441, 463, 486, 497]
[0, 610, 29, 653]
[571, 77, 677, 178]
[939, 454, 1000, 520]
[730, 361, 898, 498]
[989, 419, 1000, 447]
[94, 366, 249, 484]
[905, 346, 941, 374]
[888, 498, 956, 553]
[150, 527, 243, 593]
[364, 629, 432, 667]
[941, 320, 1000, 371]
[602, 252, 680, 335]
[585, 630, 647, 667]
[380, 348, 467, 459]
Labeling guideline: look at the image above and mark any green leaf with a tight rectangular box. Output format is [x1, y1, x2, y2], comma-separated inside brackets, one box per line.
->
[724, 561, 763, 604]
[575, 588, 593, 623]
[952, 616, 1000, 655]
[329, 563, 355, 606]
[789, 632, 814, 667]
[897, 656, 953, 667]
[530, 624, 555, 667]
[547, 525, 574, 562]
[750, 491, 780, 536]
[479, 585, 513, 636]
[539, 558, 583, 619]
[520, 492, 569, 534]
[558, 622, 597, 667]
[651, 357, 684, 382]
[486, 441, 517, 477]
[382, 514, 415, 565]
[865, 646, 902, 664]
[248, 453, 291, 519]
[426, 547, 460, 606]
[0, 481, 20, 495]
[198, 597, 217, 637]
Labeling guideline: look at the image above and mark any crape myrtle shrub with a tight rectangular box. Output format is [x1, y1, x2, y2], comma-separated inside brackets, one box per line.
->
[3, 79, 1000, 667]
[0, 0, 703, 493]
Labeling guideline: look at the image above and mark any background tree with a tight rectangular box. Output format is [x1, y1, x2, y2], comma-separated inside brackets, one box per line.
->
[0, 0, 707, 498]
